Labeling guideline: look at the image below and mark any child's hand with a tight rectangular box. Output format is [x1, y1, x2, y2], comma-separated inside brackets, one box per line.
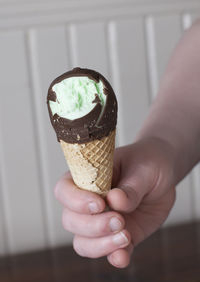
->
[54, 137, 176, 268]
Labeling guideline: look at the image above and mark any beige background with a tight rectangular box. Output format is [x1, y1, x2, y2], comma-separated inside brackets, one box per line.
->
[0, 0, 200, 255]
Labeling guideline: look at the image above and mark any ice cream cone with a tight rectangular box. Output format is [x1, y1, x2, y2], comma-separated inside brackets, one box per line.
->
[47, 68, 118, 197]
[60, 130, 116, 196]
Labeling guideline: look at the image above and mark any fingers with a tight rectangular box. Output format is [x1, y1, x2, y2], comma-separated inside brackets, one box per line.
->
[54, 172, 105, 214]
[106, 186, 141, 213]
[107, 249, 130, 268]
[107, 243, 134, 268]
[62, 209, 125, 237]
[107, 161, 155, 213]
[73, 230, 131, 258]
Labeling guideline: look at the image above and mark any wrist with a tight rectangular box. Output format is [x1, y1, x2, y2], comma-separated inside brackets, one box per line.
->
[134, 135, 177, 186]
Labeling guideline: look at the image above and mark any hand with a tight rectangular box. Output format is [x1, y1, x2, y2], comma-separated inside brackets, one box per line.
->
[54, 137, 176, 268]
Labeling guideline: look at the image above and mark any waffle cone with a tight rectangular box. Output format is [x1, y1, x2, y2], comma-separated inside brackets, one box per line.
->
[60, 130, 116, 196]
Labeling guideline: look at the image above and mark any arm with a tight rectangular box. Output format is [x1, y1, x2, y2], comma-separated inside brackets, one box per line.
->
[137, 20, 200, 184]
[54, 20, 200, 269]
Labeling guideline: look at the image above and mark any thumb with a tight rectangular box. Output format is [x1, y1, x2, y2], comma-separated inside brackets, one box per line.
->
[107, 164, 157, 213]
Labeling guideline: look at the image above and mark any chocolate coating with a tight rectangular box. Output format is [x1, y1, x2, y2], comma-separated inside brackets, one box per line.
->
[47, 67, 118, 144]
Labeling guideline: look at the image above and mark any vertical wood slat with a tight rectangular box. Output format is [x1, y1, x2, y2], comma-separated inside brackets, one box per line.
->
[107, 21, 122, 147]
[153, 15, 182, 83]
[146, 14, 194, 225]
[0, 30, 46, 253]
[69, 22, 109, 78]
[0, 130, 8, 255]
[146, 14, 183, 100]
[108, 18, 150, 146]
[28, 25, 73, 246]
[145, 16, 159, 100]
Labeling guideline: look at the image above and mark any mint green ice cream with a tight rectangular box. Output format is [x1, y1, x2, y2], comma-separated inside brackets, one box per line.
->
[49, 76, 107, 120]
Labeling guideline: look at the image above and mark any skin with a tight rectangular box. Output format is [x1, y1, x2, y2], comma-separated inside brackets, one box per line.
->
[54, 20, 200, 268]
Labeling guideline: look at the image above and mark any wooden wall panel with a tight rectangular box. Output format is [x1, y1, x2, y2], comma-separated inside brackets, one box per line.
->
[0, 30, 46, 254]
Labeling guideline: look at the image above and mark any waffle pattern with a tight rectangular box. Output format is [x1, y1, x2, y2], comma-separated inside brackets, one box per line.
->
[60, 130, 116, 196]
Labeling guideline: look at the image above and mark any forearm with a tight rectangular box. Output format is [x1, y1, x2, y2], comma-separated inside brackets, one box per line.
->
[137, 20, 200, 185]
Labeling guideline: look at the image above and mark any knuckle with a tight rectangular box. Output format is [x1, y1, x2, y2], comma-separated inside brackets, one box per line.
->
[72, 198, 85, 213]
[73, 237, 86, 257]
[61, 210, 69, 230]
[130, 187, 141, 207]
[62, 210, 76, 232]
[96, 218, 107, 235]
[126, 181, 141, 202]
[73, 237, 99, 258]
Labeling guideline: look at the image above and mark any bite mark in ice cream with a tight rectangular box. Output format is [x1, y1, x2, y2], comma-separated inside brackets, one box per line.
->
[47, 67, 117, 144]
[49, 77, 107, 120]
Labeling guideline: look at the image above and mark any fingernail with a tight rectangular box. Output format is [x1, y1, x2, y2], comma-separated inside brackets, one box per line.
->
[112, 231, 129, 246]
[109, 217, 122, 232]
[88, 202, 99, 214]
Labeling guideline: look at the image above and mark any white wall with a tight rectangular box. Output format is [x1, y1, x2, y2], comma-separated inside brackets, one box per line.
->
[0, 0, 200, 255]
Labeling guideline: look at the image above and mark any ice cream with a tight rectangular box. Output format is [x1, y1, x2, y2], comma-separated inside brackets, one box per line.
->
[49, 77, 106, 121]
[47, 67, 117, 196]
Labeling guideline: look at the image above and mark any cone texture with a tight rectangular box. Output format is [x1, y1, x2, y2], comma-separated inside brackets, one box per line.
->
[60, 130, 116, 196]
